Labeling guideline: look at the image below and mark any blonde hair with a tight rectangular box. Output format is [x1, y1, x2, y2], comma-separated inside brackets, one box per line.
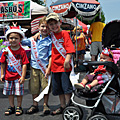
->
[73, 26, 83, 33]
[39, 16, 47, 26]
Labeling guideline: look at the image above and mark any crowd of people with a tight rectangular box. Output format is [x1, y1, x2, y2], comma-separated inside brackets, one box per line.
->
[0, 12, 106, 116]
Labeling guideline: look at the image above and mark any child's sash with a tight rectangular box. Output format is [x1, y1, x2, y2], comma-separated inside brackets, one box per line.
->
[7, 47, 22, 76]
[31, 37, 46, 74]
[51, 33, 79, 89]
[30, 37, 51, 102]
[51, 32, 67, 62]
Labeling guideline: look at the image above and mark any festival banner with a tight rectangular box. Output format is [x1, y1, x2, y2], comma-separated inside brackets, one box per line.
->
[0, 0, 31, 21]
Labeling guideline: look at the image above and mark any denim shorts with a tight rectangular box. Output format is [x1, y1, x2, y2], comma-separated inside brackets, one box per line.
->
[52, 72, 73, 96]
[3, 79, 24, 96]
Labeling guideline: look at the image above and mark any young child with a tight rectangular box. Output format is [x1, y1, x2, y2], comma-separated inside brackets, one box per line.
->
[21, 16, 52, 115]
[0, 26, 29, 116]
[73, 26, 88, 68]
[73, 26, 88, 61]
[45, 13, 75, 115]
[74, 48, 113, 92]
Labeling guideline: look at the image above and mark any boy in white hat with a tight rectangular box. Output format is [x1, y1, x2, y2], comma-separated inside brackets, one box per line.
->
[74, 48, 113, 92]
[0, 26, 29, 116]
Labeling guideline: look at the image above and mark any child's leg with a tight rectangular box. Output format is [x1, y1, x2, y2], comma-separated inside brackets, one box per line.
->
[43, 94, 49, 105]
[17, 95, 23, 107]
[5, 95, 15, 115]
[43, 94, 50, 114]
[81, 76, 89, 85]
[15, 95, 23, 115]
[89, 79, 98, 88]
[85, 79, 98, 91]
[74, 75, 89, 89]
[59, 94, 66, 108]
[65, 93, 72, 105]
[8, 95, 14, 107]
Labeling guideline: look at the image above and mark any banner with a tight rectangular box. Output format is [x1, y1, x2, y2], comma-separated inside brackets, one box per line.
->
[0, 0, 31, 21]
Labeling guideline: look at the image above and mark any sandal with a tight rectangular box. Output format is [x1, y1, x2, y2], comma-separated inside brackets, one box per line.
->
[25, 105, 39, 114]
[5, 106, 15, 116]
[43, 104, 50, 115]
[15, 107, 23, 116]
[51, 107, 64, 115]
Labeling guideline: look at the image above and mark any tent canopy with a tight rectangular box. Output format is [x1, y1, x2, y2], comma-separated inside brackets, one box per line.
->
[31, 1, 48, 16]
[50, 0, 100, 19]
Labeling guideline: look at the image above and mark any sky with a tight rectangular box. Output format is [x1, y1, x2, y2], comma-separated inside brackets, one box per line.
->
[45, 0, 120, 24]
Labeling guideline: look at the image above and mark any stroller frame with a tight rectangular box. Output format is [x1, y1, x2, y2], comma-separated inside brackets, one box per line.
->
[62, 61, 120, 120]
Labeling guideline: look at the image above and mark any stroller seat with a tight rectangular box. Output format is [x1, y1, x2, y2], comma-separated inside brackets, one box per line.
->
[75, 61, 120, 99]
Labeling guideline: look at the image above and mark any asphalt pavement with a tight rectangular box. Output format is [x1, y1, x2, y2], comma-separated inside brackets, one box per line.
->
[0, 72, 91, 120]
[0, 52, 91, 120]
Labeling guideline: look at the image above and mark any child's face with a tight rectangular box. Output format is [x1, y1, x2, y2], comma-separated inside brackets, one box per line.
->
[100, 53, 112, 62]
[39, 22, 49, 37]
[8, 33, 21, 48]
[48, 19, 61, 33]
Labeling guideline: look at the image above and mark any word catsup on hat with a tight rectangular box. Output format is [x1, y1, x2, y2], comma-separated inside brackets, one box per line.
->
[5, 26, 25, 40]
[102, 48, 113, 59]
[46, 13, 60, 22]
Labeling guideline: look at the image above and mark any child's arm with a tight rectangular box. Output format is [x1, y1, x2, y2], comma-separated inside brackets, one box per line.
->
[18, 64, 27, 84]
[64, 53, 72, 71]
[32, 32, 40, 41]
[1, 63, 5, 83]
[45, 57, 51, 78]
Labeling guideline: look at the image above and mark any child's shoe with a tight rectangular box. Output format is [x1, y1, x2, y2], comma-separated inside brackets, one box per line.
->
[84, 84, 91, 92]
[74, 83, 85, 90]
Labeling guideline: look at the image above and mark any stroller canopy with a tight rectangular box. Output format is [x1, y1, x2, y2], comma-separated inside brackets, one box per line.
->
[102, 20, 120, 48]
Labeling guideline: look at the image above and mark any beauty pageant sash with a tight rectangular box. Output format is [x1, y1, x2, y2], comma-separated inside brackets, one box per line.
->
[6, 47, 22, 76]
[30, 37, 51, 102]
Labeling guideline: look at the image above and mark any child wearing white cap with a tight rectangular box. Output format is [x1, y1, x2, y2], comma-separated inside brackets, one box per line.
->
[0, 26, 29, 116]
[74, 48, 113, 92]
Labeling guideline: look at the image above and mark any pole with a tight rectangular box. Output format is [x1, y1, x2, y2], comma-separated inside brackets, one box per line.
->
[75, 17, 78, 67]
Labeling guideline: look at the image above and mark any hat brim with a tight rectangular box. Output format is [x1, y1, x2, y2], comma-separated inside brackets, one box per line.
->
[5, 29, 25, 40]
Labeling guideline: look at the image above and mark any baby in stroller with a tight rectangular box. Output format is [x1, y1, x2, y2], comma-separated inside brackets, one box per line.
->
[74, 48, 113, 92]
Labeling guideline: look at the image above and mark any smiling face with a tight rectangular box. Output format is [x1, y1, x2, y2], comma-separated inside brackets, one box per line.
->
[39, 21, 49, 38]
[8, 33, 21, 49]
[47, 19, 61, 33]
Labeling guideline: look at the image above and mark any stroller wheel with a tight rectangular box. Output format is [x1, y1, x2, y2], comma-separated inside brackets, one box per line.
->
[62, 106, 83, 120]
[88, 114, 108, 120]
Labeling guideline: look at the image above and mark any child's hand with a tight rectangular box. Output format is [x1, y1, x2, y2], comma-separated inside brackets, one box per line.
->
[45, 68, 51, 79]
[64, 60, 70, 71]
[0, 75, 5, 83]
[18, 77, 25, 84]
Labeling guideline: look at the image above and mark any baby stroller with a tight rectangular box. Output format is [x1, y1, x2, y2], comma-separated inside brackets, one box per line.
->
[62, 20, 120, 120]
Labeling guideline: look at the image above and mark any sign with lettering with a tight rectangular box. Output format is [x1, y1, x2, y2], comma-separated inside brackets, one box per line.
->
[50, 2, 71, 14]
[0, 0, 31, 21]
[74, 2, 99, 12]
[50, 0, 100, 19]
